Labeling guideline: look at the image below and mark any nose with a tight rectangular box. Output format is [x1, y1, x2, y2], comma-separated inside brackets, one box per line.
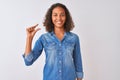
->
[57, 15, 62, 20]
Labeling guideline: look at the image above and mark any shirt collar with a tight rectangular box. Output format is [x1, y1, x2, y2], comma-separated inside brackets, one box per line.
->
[50, 31, 69, 37]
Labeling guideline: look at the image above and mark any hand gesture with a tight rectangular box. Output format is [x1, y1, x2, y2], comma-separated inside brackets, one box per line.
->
[26, 24, 40, 39]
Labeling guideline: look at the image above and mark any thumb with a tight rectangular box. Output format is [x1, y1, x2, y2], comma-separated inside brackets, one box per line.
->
[33, 28, 41, 36]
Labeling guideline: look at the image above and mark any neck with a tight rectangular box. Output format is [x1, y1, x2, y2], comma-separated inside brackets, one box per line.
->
[54, 27, 65, 34]
[54, 27, 65, 41]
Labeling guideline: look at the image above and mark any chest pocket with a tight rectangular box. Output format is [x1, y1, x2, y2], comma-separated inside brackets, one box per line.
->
[45, 42, 56, 50]
[65, 42, 75, 54]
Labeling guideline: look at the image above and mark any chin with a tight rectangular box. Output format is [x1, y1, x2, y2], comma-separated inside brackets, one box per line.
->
[55, 26, 64, 28]
[55, 24, 64, 27]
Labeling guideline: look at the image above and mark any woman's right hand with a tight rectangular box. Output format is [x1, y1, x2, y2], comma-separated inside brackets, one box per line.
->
[24, 24, 40, 55]
[26, 24, 40, 39]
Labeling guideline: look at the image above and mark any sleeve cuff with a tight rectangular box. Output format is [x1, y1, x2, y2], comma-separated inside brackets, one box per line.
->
[76, 72, 84, 78]
[23, 52, 33, 62]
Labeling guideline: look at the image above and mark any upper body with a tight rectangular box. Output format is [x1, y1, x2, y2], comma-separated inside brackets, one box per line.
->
[23, 3, 83, 80]
[23, 31, 83, 80]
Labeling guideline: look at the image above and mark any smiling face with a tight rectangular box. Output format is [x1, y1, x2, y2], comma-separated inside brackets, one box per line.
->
[52, 7, 66, 29]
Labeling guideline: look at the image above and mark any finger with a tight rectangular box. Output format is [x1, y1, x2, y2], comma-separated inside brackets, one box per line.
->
[27, 28, 34, 32]
[33, 28, 41, 35]
[36, 28, 41, 31]
[32, 24, 39, 29]
[26, 24, 39, 32]
[26, 27, 33, 32]
[35, 28, 41, 33]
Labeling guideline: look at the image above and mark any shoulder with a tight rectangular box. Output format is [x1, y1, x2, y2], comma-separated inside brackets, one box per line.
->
[67, 32, 80, 39]
[37, 32, 51, 40]
[68, 32, 81, 45]
[34, 32, 50, 44]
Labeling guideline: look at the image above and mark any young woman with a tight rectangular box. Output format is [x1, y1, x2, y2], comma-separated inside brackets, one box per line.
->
[23, 3, 84, 80]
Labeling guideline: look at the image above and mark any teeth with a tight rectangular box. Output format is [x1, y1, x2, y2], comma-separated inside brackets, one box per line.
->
[57, 22, 62, 23]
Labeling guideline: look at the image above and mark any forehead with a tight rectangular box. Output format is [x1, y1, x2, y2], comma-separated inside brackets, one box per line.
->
[52, 7, 65, 13]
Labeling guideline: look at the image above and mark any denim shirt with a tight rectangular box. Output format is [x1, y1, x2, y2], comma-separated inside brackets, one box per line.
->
[23, 32, 84, 80]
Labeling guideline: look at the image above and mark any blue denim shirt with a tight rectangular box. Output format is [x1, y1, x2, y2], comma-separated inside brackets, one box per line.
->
[23, 32, 84, 80]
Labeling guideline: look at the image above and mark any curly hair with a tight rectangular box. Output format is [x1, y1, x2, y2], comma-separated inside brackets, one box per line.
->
[43, 3, 74, 32]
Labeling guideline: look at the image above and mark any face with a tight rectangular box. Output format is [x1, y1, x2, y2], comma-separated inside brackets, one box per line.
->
[52, 7, 66, 29]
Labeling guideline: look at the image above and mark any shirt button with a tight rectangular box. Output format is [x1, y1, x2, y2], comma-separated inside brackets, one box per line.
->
[59, 70, 61, 73]
[59, 44, 61, 46]
[59, 52, 62, 55]
[59, 60, 62, 63]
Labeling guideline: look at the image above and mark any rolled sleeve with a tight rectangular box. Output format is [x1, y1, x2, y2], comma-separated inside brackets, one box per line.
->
[23, 52, 33, 62]
[22, 52, 34, 66]
[73, 35, 84, 78]
[76, 72, 84, 78]
[22, 35, 44, 66]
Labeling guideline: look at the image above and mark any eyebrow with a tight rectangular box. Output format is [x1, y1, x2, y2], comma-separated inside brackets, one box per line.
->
[52, 12, 65, 14]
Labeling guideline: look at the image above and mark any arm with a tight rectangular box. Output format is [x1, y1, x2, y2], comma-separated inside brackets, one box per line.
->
[73, 35, 84, 79]
[23, 24, 41, 66]
[24, 24, 40, 55]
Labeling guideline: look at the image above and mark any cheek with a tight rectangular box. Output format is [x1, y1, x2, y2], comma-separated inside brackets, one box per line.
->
[52, 15, 56, 19]
[51, 17, 55, 23]
[62, 16, 66, 21]
[62, 17, 66, 23]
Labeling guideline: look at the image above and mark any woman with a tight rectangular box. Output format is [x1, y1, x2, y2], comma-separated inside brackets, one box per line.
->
[23, 3, 83, 80]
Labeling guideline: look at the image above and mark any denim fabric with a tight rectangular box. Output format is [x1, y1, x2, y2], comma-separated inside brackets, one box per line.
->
[23, 32, 84, 80]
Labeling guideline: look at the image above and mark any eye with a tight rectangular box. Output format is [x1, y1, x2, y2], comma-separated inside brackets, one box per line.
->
[52, 14, 57, 16]
[61, 13, 65, 16]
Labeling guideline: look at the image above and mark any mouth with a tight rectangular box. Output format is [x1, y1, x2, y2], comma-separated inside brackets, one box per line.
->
[56, 21, 63, 24]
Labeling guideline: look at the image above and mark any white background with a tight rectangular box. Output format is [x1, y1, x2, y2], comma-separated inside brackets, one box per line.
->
[0, 0, 120, 80]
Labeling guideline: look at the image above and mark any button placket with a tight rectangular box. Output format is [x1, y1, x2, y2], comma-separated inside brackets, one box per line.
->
[58, 58, 62, 74]
[57, 42, 63, 77]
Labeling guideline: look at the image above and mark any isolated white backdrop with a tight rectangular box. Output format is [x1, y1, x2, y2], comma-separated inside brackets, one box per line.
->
[0, 0, 120, 80]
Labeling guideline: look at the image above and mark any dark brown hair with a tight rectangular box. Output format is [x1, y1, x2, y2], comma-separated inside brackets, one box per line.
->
[43, 3, 74, 32]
